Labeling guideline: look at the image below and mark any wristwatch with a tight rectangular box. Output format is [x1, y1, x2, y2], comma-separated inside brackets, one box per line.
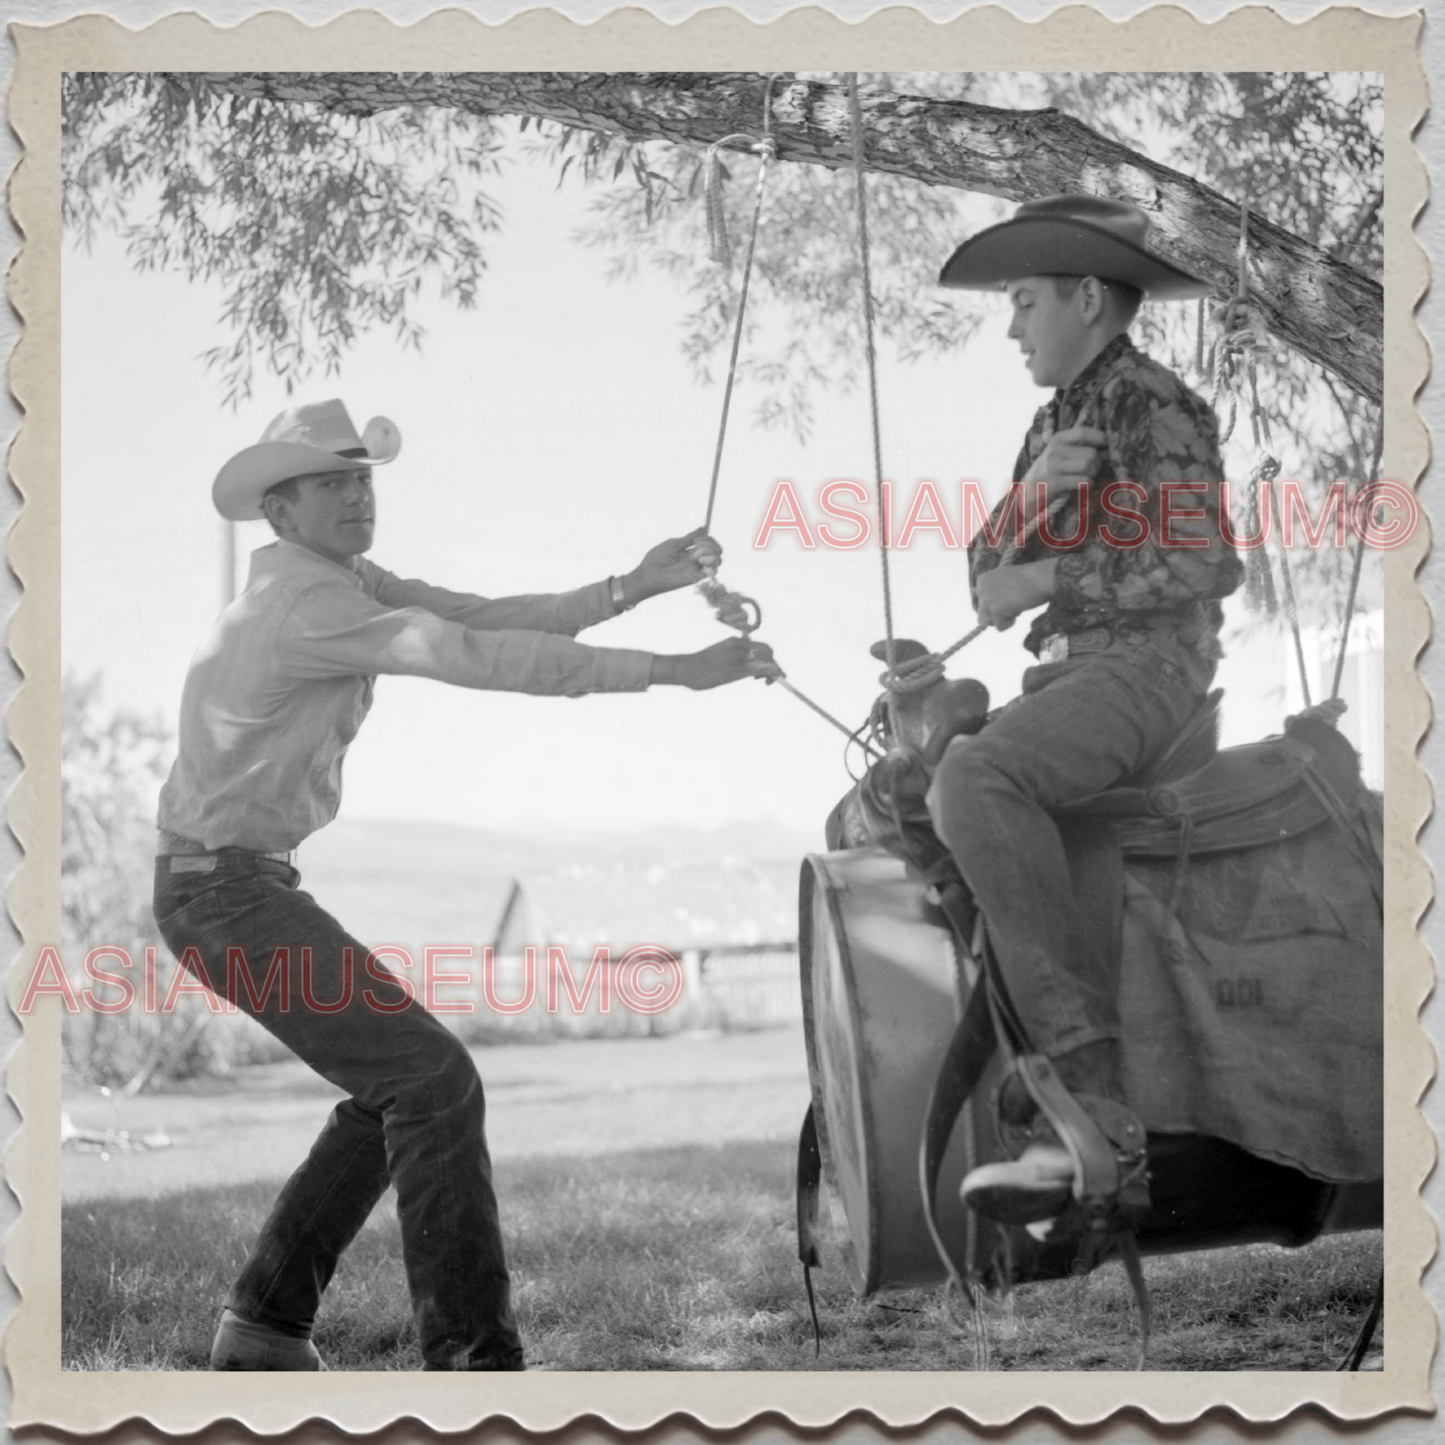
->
[608, 574, 635, 613]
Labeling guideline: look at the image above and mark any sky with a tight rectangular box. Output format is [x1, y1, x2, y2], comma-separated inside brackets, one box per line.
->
[60, 118, 1383, 840]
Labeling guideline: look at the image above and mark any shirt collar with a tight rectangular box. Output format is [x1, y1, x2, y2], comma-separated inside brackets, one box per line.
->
[1056, 332, 1135, 407]
[246, 539, 365, 591]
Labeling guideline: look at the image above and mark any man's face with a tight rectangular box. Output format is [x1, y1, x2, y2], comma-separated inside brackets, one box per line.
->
[1005, 277, 1092, 389]
[274, 467, 376, 564]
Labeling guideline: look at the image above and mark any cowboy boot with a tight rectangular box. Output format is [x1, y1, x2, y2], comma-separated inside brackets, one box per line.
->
[210, 1308, 326, 1371]
[961, 1040, 1148, 1230]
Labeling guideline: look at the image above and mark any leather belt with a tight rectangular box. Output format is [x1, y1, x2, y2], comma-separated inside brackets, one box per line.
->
[156, 828, 293, 865]
[1039, 627, 1113, 664]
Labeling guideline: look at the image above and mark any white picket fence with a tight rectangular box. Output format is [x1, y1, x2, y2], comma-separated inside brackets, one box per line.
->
[701, 949, 803, 1029]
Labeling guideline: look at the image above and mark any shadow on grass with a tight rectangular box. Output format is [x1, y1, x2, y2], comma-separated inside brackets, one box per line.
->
[63, 1138, 1383, 1371]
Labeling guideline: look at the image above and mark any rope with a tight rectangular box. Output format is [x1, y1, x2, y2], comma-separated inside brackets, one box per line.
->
[693, 92, 772, 637]
[1221, 200, 1312, 708]
[1264, 474, 1312, 707]
[847, 73, 896, 669]
[778, 679, 879, 756]
[880, 357, 1118, 696]
[701, 75, 993, 722]
[691, 77, 877, 756]
[694, 127, 771, 643]
[701, 130, 775, 535]
[1330, 418, 1384, 700]
[845, 71, 992, 701]
[882, 621, 990, 693]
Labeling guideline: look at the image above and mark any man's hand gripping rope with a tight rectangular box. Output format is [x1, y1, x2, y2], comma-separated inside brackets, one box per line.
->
[882, 426, 1106, 693]
[690, 541, 782, 685]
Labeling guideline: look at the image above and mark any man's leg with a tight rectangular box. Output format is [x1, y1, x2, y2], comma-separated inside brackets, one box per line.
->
[155, 853, 524, 1370]
[226, 1098, 391, 1337]
[926, 644, 1199, 1222]
[926, 644, 1199, 1060]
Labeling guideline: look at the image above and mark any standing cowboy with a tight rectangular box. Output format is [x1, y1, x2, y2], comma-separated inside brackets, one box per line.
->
[153, 400, 777, 1370]
[926, 196, 1243, 1230]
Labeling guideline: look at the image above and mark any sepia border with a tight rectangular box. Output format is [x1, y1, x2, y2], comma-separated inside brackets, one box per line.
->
[4, 4, 1432, 1433]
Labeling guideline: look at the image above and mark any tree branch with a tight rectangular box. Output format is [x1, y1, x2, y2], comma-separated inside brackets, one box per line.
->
[195, 70, 1383, 403]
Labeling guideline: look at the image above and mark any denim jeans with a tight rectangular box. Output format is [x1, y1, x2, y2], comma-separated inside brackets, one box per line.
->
[153, 850, 524, 1370]
[926, 636, 1204, 1058]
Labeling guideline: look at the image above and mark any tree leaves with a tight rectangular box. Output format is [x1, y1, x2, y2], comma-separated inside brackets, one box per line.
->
[64, 73, 505, 407]
[61, 70, 1385, 625]
[573, 137, 980, 440]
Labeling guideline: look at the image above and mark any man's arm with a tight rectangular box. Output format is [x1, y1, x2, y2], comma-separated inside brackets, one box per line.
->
[280, 581, 773, 697]
[974, 557, 1058, 630]
[368, 568, 617, 638]
[1051, 381, 1243, 614]
[967, 425, 1105, 617]
[365, 529, 723, 638]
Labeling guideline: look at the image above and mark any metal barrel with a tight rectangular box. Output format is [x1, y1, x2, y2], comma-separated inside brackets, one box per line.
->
[799, 847, 1382, 1297]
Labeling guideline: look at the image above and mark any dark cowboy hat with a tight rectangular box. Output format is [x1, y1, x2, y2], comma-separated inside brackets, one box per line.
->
[939, 194, 1211, 301]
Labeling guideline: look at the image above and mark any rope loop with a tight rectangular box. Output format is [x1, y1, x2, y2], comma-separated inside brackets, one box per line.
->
[701, 132, 771, 267]
[878, 621, 991, 695]
[882, 654, 946, 694]
[696, 567, 762, 635]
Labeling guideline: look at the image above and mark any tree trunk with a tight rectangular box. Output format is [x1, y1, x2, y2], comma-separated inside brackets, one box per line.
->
[198, 71, 1383, 404]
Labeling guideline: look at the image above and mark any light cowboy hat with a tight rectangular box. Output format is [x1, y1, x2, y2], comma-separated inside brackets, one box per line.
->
[213, 399, 402, 522]
[939, 194, 1211, 302]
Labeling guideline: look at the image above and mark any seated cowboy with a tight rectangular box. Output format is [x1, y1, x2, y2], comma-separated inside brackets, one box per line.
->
[925, 196, 1244, 1229]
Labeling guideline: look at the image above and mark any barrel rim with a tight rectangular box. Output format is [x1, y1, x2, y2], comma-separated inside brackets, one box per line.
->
[799, 850, 884, 1296]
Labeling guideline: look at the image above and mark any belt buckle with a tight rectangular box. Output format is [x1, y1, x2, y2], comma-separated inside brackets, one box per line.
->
[169, 855, 218, 874]
[1040, 634, 1069, 664]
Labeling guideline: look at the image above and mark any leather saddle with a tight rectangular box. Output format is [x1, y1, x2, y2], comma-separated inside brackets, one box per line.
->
[1056, 692, 1371, 861]
[830, 640, 1378, 895]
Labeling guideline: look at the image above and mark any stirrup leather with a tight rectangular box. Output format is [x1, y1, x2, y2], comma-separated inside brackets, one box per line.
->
[1003, 1053, 1150, 1242]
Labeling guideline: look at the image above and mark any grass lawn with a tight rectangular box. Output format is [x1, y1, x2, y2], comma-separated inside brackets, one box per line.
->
[63, 1138, 1382, 1371]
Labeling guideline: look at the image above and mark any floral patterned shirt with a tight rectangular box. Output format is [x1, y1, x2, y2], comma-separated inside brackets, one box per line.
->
[969, 333, 1243, 680]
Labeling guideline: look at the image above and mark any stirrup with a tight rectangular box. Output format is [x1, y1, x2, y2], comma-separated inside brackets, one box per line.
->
[1004, 1056, 1156, 1368]
[1002, 1054, 1150, 1241]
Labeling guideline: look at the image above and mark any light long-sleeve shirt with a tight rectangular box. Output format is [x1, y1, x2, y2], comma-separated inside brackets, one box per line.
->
[158, 541, 654, 852]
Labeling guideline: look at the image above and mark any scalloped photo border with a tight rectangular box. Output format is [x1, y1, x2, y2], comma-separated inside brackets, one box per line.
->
[4, 3, 1432, 1434]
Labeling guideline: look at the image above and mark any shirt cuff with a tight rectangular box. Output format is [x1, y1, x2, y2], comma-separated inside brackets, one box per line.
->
[553, 578, 615, 629]
[590, 648, 656, 692]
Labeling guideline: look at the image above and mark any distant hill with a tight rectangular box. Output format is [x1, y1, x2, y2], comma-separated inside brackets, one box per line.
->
[293, 815, 822, 952]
